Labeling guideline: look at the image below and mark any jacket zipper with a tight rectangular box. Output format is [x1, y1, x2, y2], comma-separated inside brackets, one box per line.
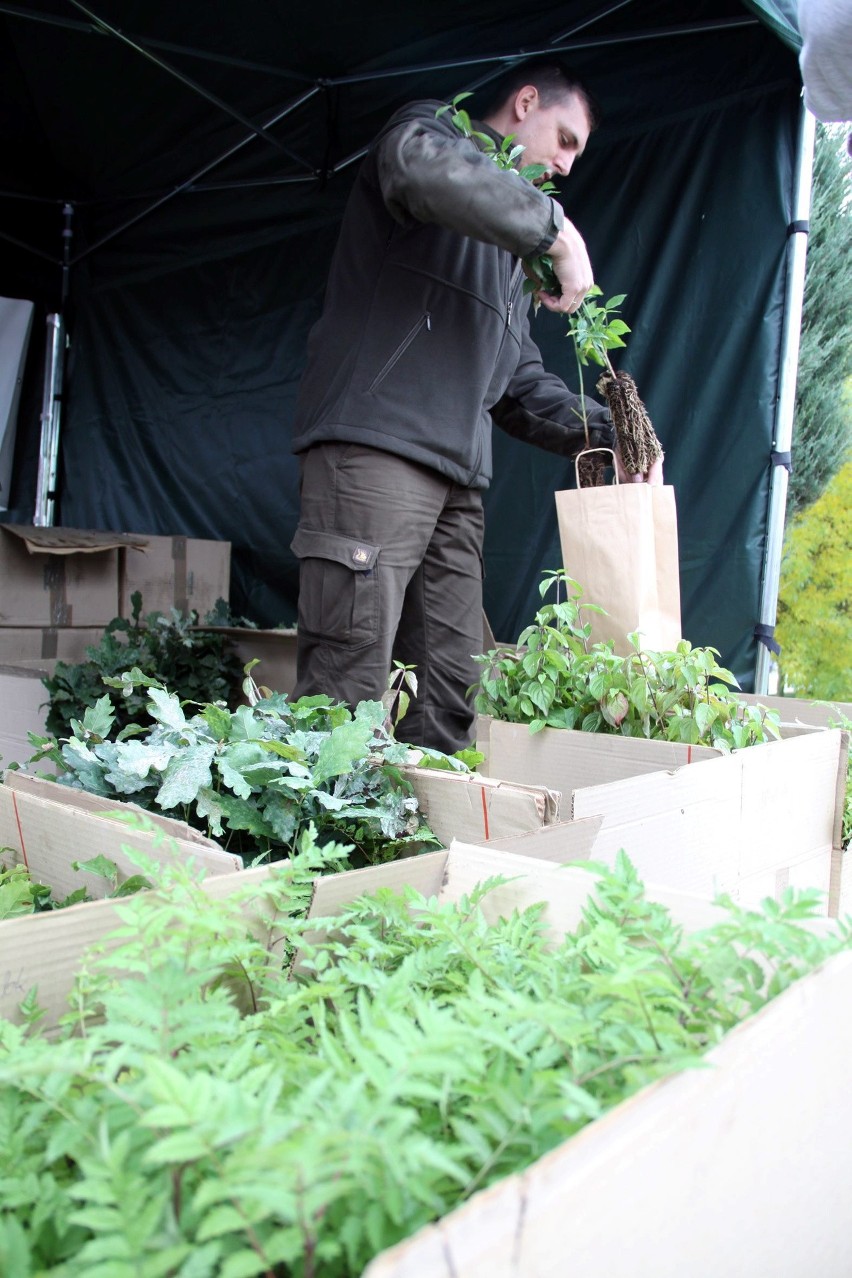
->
[507, 260, 523, 326]
[368, 312, 431, 393]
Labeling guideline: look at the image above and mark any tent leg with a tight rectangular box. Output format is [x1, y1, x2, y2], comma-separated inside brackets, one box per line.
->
[753, 104, 815, 695]
[34, 313, 65, 527]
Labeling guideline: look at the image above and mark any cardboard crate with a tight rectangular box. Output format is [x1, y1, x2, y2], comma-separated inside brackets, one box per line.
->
[477, 714, 721, 791]
[402, 764, 562, 847]
[476, 716, 848, 913]
[0, 626, 105, 663]
[4, 833, 848, 1272]
[360, 866, 852, 1278]
[0, 525, 131, 626]
[121, 533, 230, 619]
[0, 524, 230, 628]
[300, 841, 727, 957]
[0, 771, 241, 897]
[199, 626, 298, 697]
[0, 758, 601, 1028]
[207, 610, 496, 703]
[738, 691, 852, 731]
[0, 772, 248, 1027]
[0, 659, 55, 772]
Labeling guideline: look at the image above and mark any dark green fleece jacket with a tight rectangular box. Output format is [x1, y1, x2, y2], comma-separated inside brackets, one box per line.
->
[291, 99, 613, 489]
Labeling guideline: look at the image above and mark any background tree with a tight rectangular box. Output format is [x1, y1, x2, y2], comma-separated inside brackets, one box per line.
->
[776, 460, 851, 699]
[789, 125, 852, 513]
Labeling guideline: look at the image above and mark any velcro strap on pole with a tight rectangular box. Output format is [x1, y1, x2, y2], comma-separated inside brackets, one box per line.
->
[787, 219, 809, 236]
[754, 623, 781, 656]
[771, 450, 793, 472]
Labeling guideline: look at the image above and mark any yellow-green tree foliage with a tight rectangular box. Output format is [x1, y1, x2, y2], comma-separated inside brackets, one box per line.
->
[777, 461, 852, 699]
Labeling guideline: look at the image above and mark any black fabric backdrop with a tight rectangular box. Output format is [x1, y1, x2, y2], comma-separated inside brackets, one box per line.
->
[0, 0, 803, 686]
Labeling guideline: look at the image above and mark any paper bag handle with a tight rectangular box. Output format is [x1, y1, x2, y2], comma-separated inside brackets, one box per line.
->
[575, 447, 618, 489]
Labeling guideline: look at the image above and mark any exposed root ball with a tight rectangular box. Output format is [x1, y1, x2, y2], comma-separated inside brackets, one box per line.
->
[577, 451, 607, 488]
[596, 369, 663, 476]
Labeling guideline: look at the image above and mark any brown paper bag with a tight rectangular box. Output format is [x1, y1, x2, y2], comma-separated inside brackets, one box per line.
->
[554, 449, 682, 655]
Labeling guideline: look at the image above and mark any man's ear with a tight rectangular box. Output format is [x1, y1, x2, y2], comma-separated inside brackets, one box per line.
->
[513, 84, 540, 121]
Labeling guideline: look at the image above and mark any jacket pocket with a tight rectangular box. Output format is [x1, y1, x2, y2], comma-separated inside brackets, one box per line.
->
[291, 527, 381, 650]
[367, 312, 431, 393]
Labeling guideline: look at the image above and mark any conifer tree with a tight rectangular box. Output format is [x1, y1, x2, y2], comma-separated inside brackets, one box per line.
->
[790, 126, 852, 512]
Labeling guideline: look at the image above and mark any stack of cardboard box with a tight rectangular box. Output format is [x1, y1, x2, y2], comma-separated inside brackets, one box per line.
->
[0, 523, 231, 768]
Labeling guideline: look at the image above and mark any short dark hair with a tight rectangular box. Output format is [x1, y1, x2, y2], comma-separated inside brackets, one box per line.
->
[478, 58, 601, 131]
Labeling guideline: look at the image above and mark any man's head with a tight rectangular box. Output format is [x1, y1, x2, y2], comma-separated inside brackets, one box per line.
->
[480, 60, 599, 183]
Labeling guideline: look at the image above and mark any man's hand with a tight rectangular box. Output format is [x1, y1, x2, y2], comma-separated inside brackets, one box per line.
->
[535, 218, 594, 314]
[614, 445, 665, 485]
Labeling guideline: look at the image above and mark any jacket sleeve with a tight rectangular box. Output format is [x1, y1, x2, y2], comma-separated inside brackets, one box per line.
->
[491, 315, 615, 458]
[374, 103, 562, 258]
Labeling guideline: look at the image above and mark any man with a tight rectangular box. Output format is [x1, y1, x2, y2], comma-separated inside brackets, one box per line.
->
[290, 60, 658, 753]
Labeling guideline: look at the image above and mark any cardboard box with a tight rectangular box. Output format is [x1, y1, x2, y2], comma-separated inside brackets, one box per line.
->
[571, 729, 848, 913]
[5, 831, 847, 1271]
[121, 533, 230, 619]
[301, 841, 727, 954]
[476, 716, 848, 914]
[0, 525, 131, 626]
[0, 771, 248, 1027]
[402, 765, 562, 846]
[0, 771, 241, 896]
[0, 757, 604, 1030]
[0, 524, 231, 628]
[362, 898, 852, 1278]
[200, 626, 299, 697]
[0, 627, 105, 663]
[0, 659, 54, 772]
[738, 691, 852, 730]
[477, 715, 721, 791]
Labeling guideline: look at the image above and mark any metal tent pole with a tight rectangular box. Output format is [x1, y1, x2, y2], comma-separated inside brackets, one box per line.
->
[754, 104, 816, 694]
[34, 311, 65, 526]
[33, 202, 73, 526]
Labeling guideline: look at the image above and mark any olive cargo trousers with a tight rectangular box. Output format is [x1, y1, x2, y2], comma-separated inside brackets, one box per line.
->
[291, 442, 484, 754]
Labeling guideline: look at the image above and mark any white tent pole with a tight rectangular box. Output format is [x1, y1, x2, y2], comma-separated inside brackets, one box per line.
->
[754, 103, 815, 695]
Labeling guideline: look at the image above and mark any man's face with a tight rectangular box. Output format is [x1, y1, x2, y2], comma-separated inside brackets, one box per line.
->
[510, 90, 592, 184]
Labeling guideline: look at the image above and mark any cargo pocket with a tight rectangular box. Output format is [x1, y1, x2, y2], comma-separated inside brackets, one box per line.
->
[291, 527, 381, 650]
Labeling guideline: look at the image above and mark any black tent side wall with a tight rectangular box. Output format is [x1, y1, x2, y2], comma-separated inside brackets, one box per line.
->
[486, 77, 802, 683]
[1, 7, 802, 687]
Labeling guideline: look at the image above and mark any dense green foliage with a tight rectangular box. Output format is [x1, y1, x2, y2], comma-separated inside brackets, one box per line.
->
[42, 595, 243, 740]
[0, 857, 152, 917]
[790, 125, 852, 513]
[473, 572, 781, 748]
[0, 836, 847, 1276]
[777, 461, 851, 701]
[29, 676, 453, 866]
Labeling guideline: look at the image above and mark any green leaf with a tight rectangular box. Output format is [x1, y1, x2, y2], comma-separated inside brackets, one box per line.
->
[156, 741, 216, 808]
[71, 855, 119, 888]
[313, 718, 374, 786]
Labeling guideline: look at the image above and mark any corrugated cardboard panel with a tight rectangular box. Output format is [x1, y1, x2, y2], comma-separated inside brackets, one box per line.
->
[0, 627, 105, 662]
[403, 766, 560, 846]
[0, 778, 241, 899]
[4, 771, 215, 845]
[572, 731, 847, 910]
[0, 664, 52, 772]
[364, 949, 852, 1278]
[738, 691, 852, 729]
[484, 816, 602, 861]
[306, 843, 725, 947]
[476, 716, 719, 794]
[0, 863, 275, 1029]
[198, 627, 299, 697]
[121, 535, 230, 619]
[0, 526, 121, 626]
